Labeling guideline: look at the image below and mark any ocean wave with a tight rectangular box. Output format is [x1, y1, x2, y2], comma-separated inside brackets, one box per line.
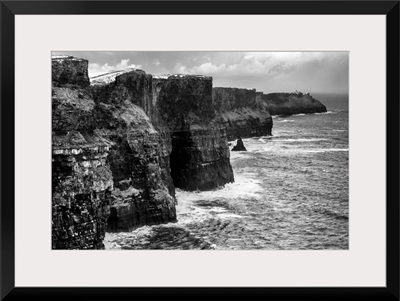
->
[317, 208, 349, 220]
[276, 138, 329, 142]
[295, 148, 349, 153]
[278, 119, 295, 123]
[217, 213, 245, 219]
[314, 111, 335, 115]
[176, 174, 263, 202]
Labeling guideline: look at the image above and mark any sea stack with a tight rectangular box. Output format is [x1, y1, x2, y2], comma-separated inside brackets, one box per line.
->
[232, 138, 247, 151]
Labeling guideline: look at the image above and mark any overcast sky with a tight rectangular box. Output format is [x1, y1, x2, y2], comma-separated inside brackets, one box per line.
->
[53, 51, 348, 94]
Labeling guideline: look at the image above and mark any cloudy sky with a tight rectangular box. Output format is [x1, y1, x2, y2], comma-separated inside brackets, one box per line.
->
[53, 51, 348, 94]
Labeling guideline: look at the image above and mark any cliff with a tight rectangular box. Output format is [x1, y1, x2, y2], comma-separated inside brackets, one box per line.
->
[51, 56, 329, 249]
[153, 75, 234, 191]
[52, 58, 176, 249]
[262, 92, 327, 115]
[52, 83, 114, 249]
[212, 87, 273, 141]
[52, 57, 235, 249]
[92, 72, 234, 191]
[52, 55, 90, 88]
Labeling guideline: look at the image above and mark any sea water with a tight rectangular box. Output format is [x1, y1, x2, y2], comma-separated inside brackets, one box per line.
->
[104, 93, 349, 250]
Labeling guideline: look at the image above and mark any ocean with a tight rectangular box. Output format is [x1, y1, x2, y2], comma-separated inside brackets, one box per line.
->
[104, 93, 349, 250]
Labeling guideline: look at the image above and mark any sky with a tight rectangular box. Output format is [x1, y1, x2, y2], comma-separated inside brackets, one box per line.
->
[53, 51, 349, 94]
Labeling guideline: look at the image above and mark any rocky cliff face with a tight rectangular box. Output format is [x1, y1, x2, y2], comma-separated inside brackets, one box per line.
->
[52, 55, 90, 88]
[212, 87, 273, 141]
[153, 75, 234, 191]
[52, 80, 114, 249]
[52, 56, 238, 249]
[52, 132, 113, 249]
[262, 92, 327, 115]
[94, 73, 235, 192]
[52, 58, 177, 249]
[91, 70, 177, 231]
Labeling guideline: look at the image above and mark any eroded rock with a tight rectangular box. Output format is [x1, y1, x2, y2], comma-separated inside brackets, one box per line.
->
[212, 87, 273, 141]
[52, 131, 113, 249]
[52, 56, 90, 88]
[262, 92, 327, 115]
[232, 138, 247, 151]
[153, 75, 234, 191]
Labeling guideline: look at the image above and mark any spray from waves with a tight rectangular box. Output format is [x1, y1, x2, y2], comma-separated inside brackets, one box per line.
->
[274, 138, 329, 142]
[296, 148, 349, 153]
[314, 111, 336, 115]
[177, 173, 264, 201]
[255, 147, 349, 154]
[104, 173, 265, 250]
[277, 120, 295, 123]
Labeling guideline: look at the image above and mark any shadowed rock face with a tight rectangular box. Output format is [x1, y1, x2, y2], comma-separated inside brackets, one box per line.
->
[94, 73, 235, 192]
[212, 87, 273, 141]
[153, 75, 234, 191]
[90, 70, 177, 232]
[52, 59, 177, 249]
[262, 92, 327, 115]
[52, 132, 113, 249]
[91, 70, 175, 199]
[52, 58, 114, 249]
[92, 99, 177, 232]
[52, 85, 114, 249]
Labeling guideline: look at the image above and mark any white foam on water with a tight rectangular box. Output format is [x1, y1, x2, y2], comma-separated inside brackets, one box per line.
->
[294, 148, 349, 153]
[276, 138, 329, 142]
[171, 174, 262, 228]
[176, 173, 263, 202]
[278, 119, 295, 123]
[230, 151, 254, 159]
[104, 226, 155, 250]
[210, 207, 228, 213]
[217, 213, 245, 219]
[315, 111, 335, 115]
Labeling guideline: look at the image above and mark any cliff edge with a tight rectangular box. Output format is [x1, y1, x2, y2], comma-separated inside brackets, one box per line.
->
[212, 87, 273, 141]
[262, 92, 327, 115]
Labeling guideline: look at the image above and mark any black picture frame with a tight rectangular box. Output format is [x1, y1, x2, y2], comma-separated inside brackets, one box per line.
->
[1, 1, 399, 300]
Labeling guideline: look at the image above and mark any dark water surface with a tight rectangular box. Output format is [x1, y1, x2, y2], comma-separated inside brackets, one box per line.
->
[105, 93, 349, 250]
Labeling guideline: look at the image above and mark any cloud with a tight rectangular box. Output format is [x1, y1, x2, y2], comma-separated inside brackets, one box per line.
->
[88, 59, 142, 77]
[167, 52, 348, 93]
[56, 51, 348, 93]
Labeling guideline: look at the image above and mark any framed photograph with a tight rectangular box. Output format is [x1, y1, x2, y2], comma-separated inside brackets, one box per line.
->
[1, 1, 399, 300]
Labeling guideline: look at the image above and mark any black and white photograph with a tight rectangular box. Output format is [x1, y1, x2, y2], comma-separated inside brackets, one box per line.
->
[51, 51, 349, 250]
